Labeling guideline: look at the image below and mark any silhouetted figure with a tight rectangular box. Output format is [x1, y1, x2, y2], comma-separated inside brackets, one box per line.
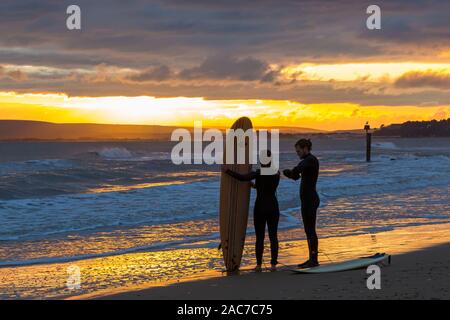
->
[283, 139, 320, 268]
[222, 150, 280, 272]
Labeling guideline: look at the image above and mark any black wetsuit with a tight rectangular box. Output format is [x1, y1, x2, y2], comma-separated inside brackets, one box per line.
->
[284, 153, 320, 262]
[226, 169, 280, 265]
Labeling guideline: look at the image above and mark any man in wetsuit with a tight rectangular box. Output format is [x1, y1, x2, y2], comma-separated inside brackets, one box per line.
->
[283, 139, 320, 268]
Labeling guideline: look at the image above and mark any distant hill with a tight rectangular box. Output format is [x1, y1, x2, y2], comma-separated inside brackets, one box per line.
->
[0, 120, 182, 140]
[260, 126, 325, 135]
[330, 129, 365, 134]
[0, 120, 322, 141]
[374, 118, 450, 137]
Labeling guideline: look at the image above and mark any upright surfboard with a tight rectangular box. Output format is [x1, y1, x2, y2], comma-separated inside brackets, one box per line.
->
[290, 253, 391, 274]
[220, 117, 253, 272]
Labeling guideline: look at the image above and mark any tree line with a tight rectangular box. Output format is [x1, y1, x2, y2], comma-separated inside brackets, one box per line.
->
[374, 118, 450, 137]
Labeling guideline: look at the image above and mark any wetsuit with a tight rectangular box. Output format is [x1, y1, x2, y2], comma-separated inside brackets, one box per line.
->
[225, 169, 280, 266]
[283, 153, 320, 263]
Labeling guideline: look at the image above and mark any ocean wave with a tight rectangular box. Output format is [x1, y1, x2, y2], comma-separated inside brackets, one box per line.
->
[372, 142, 398, 150]
[97, 147, 134, 159]
[1, 141, 449, 242]
[93, 147, 172, 161]
[0, 180, 220, 241]
[0, 159, 75, 175]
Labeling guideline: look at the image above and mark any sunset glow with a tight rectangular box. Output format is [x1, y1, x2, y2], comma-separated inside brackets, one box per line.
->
[1, 92, 448, 130]
[1, 1, 449, 131]
[1, 0, 450, 302]
[282, 63, 450, 82]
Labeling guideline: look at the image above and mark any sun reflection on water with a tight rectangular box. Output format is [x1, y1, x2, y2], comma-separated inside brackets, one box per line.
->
[0, 222, 449, 300]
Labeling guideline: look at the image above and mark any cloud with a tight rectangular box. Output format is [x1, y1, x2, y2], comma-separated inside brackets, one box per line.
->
[433, 108, 447, 120]
[351, 108, 360, 117]
[395, 70, 450, 90]
[122, 56, 285, 83]
[125, 65, 172, 82]
[1, 0, 448, 70]
[3, 74, 450, 107]
[179, 55, 280, 82]
[0, 0, 449, 107]
[6, 69, 28, 81]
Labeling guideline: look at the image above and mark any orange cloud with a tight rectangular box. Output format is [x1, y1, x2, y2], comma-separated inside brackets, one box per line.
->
[395, 70, 450, 90]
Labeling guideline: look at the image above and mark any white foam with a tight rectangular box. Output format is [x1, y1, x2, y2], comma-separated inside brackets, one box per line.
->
[97, 147, 133, 159]
[0, 180, 220, 241]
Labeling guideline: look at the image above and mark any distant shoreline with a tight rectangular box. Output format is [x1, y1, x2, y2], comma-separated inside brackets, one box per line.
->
[2, 135, 450, 142]
[1, 119, 448, 140]
[0, 120, 324, 141]
[0, 138, 167, 142]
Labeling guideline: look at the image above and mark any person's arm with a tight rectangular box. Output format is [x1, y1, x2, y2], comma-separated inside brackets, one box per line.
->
[225, 169, 258, 181]
[283, 159, 311, 180]
[283, 168, 300, 180]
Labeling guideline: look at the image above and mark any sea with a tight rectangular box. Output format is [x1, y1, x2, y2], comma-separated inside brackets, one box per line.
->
[0, 136, 449, 298]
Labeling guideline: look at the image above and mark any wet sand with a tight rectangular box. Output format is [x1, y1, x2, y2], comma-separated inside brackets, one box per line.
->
[96, 242, 450, 300]
[3, 222, 449, 299]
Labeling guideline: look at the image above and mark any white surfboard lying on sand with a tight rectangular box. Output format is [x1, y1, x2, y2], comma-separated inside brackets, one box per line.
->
[290, 253, 391, 274]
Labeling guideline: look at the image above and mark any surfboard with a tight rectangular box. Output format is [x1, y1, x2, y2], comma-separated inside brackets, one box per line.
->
[290, 253, 391, 274]
[219, 117, 253, 272]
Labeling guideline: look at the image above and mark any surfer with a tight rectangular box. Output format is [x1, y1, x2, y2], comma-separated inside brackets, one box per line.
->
[283, 139, 320, 268]
[221, 150, 280, 272]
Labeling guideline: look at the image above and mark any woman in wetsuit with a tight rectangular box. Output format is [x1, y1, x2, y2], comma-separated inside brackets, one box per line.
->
[221, 150, 280, 272]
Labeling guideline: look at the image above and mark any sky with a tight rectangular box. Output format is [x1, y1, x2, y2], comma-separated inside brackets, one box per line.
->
[0, 0, 449, 130]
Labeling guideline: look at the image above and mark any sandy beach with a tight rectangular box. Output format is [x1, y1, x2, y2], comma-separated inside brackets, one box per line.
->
[2, 0, 450, 304]
[2, 218, 449, 300]
[96, 243, 450, 300]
